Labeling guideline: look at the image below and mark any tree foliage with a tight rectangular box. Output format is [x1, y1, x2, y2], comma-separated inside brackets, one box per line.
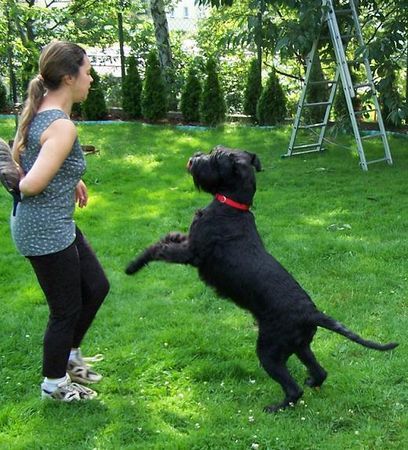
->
[196, 0, 407, 126]
[244, 58, 262, 120]
[141, 50, 168, 121]
[200, 57, 226, 126]
[0, 78, 8, 111]
[257, 68, 286, 126]
[122, 55, 142, 119]
[82, 67, 107, 120]
[180, 65, 202, 123]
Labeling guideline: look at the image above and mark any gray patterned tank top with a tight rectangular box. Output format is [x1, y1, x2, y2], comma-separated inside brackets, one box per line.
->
[11, 109, 86, 256]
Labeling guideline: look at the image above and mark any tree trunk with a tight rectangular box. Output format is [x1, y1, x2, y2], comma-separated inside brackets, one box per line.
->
[256, 0, 265, 86]
[150, 0, 173, 72]
[117, 0, 125, 81]
[149, 0, 176, 109]
[405, 34, 408, 125]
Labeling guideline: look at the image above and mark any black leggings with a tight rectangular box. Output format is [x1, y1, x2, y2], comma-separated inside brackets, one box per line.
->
[27, 227, 110, 378]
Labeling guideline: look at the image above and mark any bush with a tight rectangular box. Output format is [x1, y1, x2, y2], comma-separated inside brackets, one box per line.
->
[141, 51, 168, 121]
[305, 60, 328, 124]
[100, 73, 123, 108]
[0, 79, 8, 112]
[243, 58, 262, 121]
[180, 66, 201, 123]
[82, 68, 107, 120]
[257, 69, 286, 126]
[71, 102, 82, 120]
[122, 56, 143, 119]
[200, 57, 226, 126]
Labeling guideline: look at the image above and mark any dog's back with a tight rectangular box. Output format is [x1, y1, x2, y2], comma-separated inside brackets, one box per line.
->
[191, 201, 317, 321]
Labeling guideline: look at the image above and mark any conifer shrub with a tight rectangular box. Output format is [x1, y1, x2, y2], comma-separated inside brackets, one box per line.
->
[0, 79, 8, 111]
[200, 57, 226, 126]
[141, 51, 168, 121]
[71, 102, 82, 120]
[305, 60, 328, 124]
[243, 58, 262, 121]
[122, 55, 142, 119]
[257, 69, 287, 126]
[82, 68, 107, 120]
[180, 66, 201, 123]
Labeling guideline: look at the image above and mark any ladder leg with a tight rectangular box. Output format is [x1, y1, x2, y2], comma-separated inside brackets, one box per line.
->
[284, 40, 319, 157]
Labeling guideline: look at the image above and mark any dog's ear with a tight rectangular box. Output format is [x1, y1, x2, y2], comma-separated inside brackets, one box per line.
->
[246, 152, 262, 172]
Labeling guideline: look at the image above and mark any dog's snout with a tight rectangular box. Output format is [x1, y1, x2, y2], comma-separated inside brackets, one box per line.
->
[187, 152, 205, 171]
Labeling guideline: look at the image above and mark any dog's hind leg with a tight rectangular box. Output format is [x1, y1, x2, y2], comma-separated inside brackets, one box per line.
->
[295, 344, 327, 388]
[257, 335, 303, 413]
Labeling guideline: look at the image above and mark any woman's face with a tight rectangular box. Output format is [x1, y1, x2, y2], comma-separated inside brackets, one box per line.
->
[72, 55, 93, 103]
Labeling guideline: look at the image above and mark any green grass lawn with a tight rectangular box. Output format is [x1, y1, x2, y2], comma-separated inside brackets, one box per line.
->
[0, 118, 407, 449]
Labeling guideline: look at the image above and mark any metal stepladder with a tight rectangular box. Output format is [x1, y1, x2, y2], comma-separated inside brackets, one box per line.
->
[283, 0, 393, 171]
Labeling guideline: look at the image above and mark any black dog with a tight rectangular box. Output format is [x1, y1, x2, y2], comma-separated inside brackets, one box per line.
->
[126, 146, 398, 412]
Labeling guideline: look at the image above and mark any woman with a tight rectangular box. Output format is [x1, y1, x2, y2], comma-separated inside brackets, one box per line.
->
[11, 41, 110, 401]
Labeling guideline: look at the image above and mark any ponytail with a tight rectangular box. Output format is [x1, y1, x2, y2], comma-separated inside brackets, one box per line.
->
[13, 76, 46, 163]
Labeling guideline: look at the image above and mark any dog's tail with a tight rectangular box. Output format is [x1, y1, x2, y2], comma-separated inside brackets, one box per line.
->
[313, 312, 398, 351]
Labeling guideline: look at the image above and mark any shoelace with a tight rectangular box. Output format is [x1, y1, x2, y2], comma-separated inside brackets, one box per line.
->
[69, 382, 96, 397]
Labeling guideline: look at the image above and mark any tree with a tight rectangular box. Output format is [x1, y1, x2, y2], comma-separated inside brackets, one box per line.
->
[180, 66, 202, 123]
[257, 68, 286, 126]
[197, 0, 407, 126]
[141, 50, 167, 121]
[0, 78, 8, 111]
[305, 56, 328, 124]
[244, 58, 262, 121]
[122, 55, 142, 119]
[149, 0, 176, 109]
[200, 57, 226, 126]
[82, 68, 107, 120]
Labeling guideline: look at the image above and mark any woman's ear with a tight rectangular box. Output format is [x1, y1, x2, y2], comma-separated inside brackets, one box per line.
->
[62, 74, 75, 86]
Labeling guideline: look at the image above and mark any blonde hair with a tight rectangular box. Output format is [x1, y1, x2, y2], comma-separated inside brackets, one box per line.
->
[13, 41, 86, 162]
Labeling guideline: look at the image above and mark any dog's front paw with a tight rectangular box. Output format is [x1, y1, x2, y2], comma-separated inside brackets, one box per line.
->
[125, 257, 146, 275]
[162, 232, 187, 244]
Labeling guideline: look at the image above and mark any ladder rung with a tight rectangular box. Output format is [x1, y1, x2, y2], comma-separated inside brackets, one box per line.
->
[298, 123, 326, 129]
[355, 109, 375, 116]
[354, 82, 372, 89]
[292, 143, 321, 150]
[285, 148, 325, 157]
[334, 9, 352, 15]
[304, 101, 331, 107]
[365, 158, 389, 165]
[309, 80, 337, 85]
[361, 132, 384, 140]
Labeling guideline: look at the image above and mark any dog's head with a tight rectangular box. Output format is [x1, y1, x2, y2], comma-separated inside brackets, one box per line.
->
[187, 146, 262, 205]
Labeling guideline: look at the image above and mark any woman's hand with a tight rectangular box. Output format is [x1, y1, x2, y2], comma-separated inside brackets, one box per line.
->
[75, 179, 88, 208]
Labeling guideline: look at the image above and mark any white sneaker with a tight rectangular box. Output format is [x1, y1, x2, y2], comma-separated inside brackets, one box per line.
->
[41, 375, 97, 401]
[67, 350, 103, 384]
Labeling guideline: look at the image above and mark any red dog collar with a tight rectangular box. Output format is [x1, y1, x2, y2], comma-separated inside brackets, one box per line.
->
[215, 193, 250, 211]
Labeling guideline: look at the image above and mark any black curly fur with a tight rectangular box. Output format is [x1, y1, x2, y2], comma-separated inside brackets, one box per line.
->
[126, 146, 398, 413]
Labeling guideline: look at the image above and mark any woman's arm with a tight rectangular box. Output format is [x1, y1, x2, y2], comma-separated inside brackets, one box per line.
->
[19, 119, 77, 196]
